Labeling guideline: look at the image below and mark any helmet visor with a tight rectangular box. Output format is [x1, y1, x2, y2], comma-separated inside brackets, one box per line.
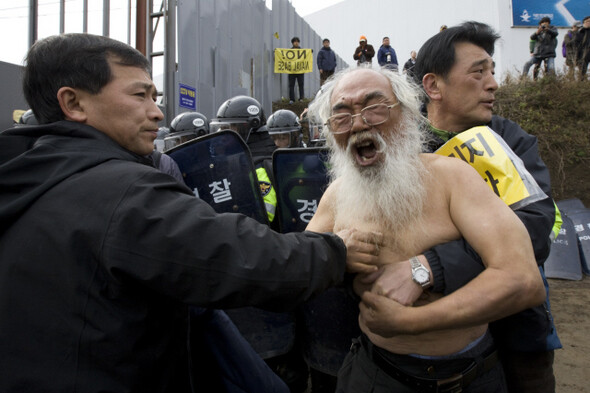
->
[163, 131, 198, 151]
[270, 129, 300, 148]
[209, 119, 252, 141]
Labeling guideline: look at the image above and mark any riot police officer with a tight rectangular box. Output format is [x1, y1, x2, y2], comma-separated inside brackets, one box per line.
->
[267, 109, 305, 148]
[164, 111, 209, 152]
[210, 95, 278, 226]
[211, 96, 309, 392]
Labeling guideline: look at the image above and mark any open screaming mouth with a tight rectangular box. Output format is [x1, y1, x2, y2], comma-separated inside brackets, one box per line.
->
[350, 135, 382, 167]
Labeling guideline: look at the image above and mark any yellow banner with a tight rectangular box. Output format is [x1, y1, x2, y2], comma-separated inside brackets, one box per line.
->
[274, 48, 313, 74]
[435, 126, 531, 207]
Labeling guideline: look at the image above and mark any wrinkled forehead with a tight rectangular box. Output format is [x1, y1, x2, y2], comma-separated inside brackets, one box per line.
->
[331, 70, 395, 107]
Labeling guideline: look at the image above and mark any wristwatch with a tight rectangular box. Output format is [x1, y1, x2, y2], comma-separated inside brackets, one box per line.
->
[410, 256, 431, 288]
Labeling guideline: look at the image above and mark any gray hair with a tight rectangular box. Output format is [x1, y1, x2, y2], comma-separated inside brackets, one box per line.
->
[307, 67, 427, 142]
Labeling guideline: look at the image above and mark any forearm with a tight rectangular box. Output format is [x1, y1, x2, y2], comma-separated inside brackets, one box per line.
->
[404, 267, 545, 334]
[426, 240, 484, 294]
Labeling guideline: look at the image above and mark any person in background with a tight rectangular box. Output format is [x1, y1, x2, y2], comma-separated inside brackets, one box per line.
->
[353, 35, 375, 67]
[563, 21, 580, 78]
[402, 50, 417, 79]
[317, 38, 337, 86]
[288, 36, 305, 103]
[528, 17, 559, 79]
[522, 35, 541, 79]
[377, 36, 398, 70]
[575, 16, 590, 80]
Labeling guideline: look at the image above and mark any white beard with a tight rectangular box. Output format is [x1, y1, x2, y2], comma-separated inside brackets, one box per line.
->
[329, 118, 427, 234]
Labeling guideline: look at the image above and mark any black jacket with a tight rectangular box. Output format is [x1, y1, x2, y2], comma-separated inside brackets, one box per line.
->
[0, 121, 346, 392]
[531, 25, 559, 58]
[353, 44, 375, 64]
[425, 115, 555, 351]
[317, 46, 337, 72]
[575, 26, 590, 61]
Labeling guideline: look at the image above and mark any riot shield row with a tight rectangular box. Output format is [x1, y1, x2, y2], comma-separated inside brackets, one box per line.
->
[168, 133, 358, 380]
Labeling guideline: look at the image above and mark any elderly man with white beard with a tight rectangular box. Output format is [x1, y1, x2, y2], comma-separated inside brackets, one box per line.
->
[305, 67, 546, 393]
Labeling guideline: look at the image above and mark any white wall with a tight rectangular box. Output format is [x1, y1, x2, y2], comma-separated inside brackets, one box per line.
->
[304, 0, 571, 81]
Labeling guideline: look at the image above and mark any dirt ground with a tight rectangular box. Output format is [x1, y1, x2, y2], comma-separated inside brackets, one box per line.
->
[549, 276, 590, 392]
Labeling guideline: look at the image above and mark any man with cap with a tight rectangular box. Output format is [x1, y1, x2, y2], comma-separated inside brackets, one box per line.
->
[354, 35, 375, 67]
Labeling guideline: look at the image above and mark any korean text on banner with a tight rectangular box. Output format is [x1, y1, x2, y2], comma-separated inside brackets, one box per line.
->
[435, 126, 547, 210]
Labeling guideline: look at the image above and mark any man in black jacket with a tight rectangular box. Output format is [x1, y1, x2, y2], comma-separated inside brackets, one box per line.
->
[529, 17, 559, 79]
[0, 33, 378, 393]
[372, 21, 557, 393]
[576, 16, 590, 79]
[317, 38, 337, 86]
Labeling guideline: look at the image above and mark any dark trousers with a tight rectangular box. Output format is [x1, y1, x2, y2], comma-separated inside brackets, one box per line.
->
[320, 70, 334, 86]
[288, 73, 304, 101]
[579, 51, 590, 78]
[499, 349, 555, 393]
[337, 333, 507, 393]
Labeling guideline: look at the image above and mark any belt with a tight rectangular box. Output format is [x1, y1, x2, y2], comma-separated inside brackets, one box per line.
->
[363, 336, 499, 393]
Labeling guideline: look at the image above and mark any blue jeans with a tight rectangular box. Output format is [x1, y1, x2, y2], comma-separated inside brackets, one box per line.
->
[523, 57, 555, 79]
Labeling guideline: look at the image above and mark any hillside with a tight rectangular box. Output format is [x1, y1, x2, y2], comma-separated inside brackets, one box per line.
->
[495, 75, 590, 207]
[274, 76, 590, 206]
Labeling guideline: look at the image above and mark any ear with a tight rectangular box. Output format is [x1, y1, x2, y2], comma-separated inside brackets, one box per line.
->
[422, 73, 443, 102]
[57, 86, 88, 123]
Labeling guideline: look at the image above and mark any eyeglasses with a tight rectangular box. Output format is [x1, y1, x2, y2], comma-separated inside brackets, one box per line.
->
[326, 102, 400, 134]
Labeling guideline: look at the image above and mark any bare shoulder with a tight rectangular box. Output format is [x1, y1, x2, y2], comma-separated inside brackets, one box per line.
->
[420, 153, 483, 185]
[306, 178, 340, 232]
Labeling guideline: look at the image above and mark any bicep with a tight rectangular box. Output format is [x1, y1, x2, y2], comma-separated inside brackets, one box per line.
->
[446, 161, 535, 271]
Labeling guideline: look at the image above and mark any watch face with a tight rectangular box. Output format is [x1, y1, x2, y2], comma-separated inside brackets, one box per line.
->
[414, 268, 430, 284]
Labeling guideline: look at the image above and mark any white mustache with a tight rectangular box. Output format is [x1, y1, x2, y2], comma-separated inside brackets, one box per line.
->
[345, 130, 388, 156]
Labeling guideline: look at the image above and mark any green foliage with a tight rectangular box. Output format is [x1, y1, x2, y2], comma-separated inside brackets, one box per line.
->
[495, 75, 590, 204]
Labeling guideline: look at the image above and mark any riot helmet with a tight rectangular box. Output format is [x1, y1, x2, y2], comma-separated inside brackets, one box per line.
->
[154, 126, 169, 152]
[267, 109, 302, 148]
[209, 95, 266, 142]
[164, 111, 209, 151]
[18, 109, 39, 125]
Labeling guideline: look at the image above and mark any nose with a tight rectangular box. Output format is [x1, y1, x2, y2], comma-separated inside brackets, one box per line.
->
[149, 100, 164, 121]
[350, 113, 369, 134]
[485, 72, 498, 92]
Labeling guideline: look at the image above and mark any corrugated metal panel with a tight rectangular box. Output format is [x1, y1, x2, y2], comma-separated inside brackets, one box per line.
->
[176, 0, 345, 122]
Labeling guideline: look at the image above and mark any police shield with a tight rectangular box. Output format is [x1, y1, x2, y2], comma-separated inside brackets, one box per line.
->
[169, 131, 297, 359]
[566, 209, 590, 276]
[272, 147, 330, 233]
[167, 130, 268, 225]
[544, 215, 583, 280]
[273, 147, 361, 375]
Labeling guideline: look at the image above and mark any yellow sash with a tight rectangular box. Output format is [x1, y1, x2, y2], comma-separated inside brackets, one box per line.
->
[435, 126, 547, 209]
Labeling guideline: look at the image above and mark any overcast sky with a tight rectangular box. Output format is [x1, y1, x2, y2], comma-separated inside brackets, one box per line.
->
[0, 0, 342, 66]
